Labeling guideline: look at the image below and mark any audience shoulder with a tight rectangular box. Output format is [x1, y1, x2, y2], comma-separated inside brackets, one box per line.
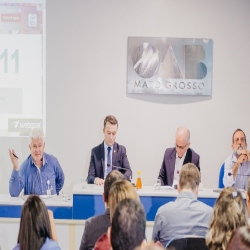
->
[157, 201, 175, 214]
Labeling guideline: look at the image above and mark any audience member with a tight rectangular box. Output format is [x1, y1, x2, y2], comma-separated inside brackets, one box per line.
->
[80, 170, 125, 250]
[109, 199, 146, 250]
[134, 245, 164, 250]
[226, 226, 250, 250]
[94, 180, 139, 250]
[152, 163, 213, 247]
[246, 177, 250, 218]
[13, 195, 60, 250]
[206, 187, 248, 250]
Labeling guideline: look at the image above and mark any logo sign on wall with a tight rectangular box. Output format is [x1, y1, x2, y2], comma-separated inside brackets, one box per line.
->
[127, 37, 213, 95]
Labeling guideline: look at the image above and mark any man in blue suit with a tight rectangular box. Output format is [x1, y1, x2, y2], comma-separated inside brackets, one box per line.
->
[87, 115, 132, 185]
[158, 126, 200, 186]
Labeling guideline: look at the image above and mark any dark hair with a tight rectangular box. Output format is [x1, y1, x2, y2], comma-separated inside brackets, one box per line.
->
[232, 128, 247, 144]
[104, 115, 118, 128]
[104, 170, 125, 202]
[111, 199, 146, 250]
[17, 195, 52, 250]
[179, 163, 200, 191]
[227, 226, 250, 250]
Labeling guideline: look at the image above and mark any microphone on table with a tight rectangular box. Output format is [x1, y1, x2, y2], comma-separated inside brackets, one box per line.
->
[228, 173, 250, 177]
[107, 164, 133, 184]
[107, 164, 128, 171]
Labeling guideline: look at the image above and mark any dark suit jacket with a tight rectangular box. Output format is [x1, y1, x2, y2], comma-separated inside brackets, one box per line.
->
[87, 142, 132, 184]
[79, 208, 110, 250]
[158, 147, 200, 186]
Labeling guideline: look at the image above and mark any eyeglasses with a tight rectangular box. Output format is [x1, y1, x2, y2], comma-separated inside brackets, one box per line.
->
[175, 143, 188, 150]
[234, 138, 246, 143]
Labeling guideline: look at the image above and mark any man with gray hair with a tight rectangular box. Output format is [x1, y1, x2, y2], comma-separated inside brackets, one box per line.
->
[158, 126, 200, 186]
[9, 129, 64, 197]
[223, 128, 250, 189]
[153, 163, 212, 247]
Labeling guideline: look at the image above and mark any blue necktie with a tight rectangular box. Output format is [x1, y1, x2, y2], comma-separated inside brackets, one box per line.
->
[107, 147, 112, 174]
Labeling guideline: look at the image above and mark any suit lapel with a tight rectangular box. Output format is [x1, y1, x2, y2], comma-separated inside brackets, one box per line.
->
[183, 148, 192, 165]
[100, 142, 105, 176]
[170, 149, 176, 183]
[112, 143, 117, 167]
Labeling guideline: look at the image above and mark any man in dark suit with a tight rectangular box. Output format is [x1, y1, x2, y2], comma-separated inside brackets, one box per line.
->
[80, 170, 125, 250]
[158, 126, 200, 186]
[87, 115, 132, 185]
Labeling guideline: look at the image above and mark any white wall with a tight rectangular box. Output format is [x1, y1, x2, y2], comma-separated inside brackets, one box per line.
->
[1, 0, 250, 193]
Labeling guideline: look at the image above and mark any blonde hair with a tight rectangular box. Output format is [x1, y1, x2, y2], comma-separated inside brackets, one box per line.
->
[179, 163, 200, 191]
[206, 187, 248, 250]
[108, 180, 139, 220]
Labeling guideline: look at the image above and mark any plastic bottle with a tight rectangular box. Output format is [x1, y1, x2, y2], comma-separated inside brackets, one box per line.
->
[136, 171, 142, 189]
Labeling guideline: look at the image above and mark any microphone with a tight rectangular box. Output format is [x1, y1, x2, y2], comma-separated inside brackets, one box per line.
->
[107, 164, 128, 171]
[228, 172, 250, 177]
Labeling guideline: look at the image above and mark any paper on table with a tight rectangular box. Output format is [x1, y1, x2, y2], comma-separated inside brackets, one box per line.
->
[160, 186, 174, 190]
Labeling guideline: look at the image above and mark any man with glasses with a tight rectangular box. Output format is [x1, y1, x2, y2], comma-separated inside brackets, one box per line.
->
[158, 126, 200, 186]
[223, 128, 250, 189]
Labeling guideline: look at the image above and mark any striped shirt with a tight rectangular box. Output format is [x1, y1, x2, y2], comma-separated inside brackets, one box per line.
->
[9, 152, 64, 197]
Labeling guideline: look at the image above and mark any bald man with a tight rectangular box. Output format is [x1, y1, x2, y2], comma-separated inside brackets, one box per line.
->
[158, 127, 200, 186]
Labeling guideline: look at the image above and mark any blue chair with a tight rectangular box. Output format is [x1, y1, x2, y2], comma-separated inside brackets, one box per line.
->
[218, 163, 225, 188]
[166, 235, 209, 250]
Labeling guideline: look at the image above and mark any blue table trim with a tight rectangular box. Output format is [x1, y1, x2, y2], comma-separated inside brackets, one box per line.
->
[73, 194, 105, 219]
[0, 205, 72, 219]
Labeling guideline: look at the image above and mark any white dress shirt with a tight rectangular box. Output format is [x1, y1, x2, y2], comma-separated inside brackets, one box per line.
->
[173, 151, 187, 185]
[104, 142, 113, 179]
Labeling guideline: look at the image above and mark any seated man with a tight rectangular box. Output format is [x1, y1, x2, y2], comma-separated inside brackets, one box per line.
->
[87, 115, 132, 185]
[9, 129, 64, 197]
[79, 170, 125, 250]
[223, 128, 250, 189]
[158, 126, 200, 186]
[152, 163, 213, 247]
[108, 199, 147, 250]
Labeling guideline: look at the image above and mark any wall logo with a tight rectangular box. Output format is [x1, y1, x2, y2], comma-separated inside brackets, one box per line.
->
[8, 119, 43, 133]
[127, 37, 213, 95]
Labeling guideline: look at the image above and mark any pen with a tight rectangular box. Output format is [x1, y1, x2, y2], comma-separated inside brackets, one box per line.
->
[13, 153, 19, 159]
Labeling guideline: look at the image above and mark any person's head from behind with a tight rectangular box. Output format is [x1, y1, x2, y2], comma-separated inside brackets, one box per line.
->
[18, 195, 51, 250]
[103, 115, 118, 147]
[103, 170, 125, 207]
[227, 226, 250, 250]
[109, 199, 146, 250]
[175, 126, 190, 158]
[206, 187, 248, 250]
[178, 163, 200, 196]
[108, 180, 139, 220]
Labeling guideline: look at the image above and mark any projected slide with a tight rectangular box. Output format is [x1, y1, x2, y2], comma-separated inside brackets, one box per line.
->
[0, 1, 46, 136]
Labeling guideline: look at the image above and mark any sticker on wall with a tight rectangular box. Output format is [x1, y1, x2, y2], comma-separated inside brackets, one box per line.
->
[127, 37, 213, 95]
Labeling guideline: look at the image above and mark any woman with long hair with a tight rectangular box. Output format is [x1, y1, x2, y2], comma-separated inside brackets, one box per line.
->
[206, 187, 248, 250]
[13, 195, 60, 250]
